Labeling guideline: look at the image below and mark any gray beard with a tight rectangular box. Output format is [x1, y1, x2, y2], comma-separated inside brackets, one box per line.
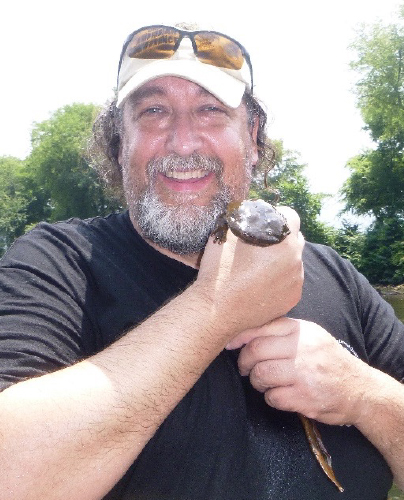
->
[134, 187, 231, 255]
[125, 153, 250, 255]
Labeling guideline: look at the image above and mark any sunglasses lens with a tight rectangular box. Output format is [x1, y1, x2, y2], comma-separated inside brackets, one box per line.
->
[194, 33, 245, 70]
[127, 27, 180, 59]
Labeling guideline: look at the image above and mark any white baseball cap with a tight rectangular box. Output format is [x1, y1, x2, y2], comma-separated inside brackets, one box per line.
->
[116, 24, 253, 109]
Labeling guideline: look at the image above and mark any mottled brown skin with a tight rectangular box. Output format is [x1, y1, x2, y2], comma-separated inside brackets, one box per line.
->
[211, 199, 291, 246]
[212, 198, 344, 493]
[299, 415, 344, 492]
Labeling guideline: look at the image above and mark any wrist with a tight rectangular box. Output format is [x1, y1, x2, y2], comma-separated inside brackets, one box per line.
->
[349, 362, 400, 429]
[184, 280, 241, 346]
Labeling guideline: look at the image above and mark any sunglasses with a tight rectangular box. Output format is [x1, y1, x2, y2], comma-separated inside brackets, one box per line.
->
[120, 25, 253, 89]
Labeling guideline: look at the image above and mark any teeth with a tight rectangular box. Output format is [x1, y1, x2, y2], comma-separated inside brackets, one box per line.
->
[165, 170, 209, 180]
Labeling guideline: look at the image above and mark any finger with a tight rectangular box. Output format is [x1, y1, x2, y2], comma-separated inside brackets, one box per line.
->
[238, 332, 299, 377]
[275, 205, 301, 235]
[264, 385, 299, 413]
[249, 359, 296, 393]
[226, 317, 300, 350]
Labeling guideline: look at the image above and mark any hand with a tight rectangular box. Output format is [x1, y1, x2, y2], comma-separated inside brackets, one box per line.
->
[226, 317, 370, 426]
[195, 207, 305, 336]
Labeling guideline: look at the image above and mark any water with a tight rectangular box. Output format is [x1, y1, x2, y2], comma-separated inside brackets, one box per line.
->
[384, 295, 404, 322]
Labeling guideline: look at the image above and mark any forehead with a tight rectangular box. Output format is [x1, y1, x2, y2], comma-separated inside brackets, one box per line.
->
[126, 76, 236, 107]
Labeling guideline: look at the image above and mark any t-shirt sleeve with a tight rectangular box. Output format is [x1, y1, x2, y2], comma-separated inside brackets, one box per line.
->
[355, 267, 404, 382]
[0, 222, 95, 391]
[314, 244, 404, 382]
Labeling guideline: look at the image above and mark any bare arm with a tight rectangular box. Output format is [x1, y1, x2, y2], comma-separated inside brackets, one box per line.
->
[228, 318, 404, 489]
[350, 361, 404, 489]
[0, 285, 230, 500]
[0, 210, 304, 500]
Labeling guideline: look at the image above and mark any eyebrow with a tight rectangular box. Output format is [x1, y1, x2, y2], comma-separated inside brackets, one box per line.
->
[128, 86, 166, 106]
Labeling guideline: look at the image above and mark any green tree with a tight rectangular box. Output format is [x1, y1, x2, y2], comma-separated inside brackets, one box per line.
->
[27, 103, 120, 222]
[250, 141, 333, 244]
[0, 156, 29, 254]
[359, 217, 404, 284]
[341, 9, 404, 283]
[343, 15, 404, 218]
[343, 146, 404, 218]
[351, 19, 404, 146]
[332, 221, 366, 270]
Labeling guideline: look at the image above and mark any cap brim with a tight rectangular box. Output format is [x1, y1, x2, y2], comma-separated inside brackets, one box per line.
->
[117, 59, 246, 109]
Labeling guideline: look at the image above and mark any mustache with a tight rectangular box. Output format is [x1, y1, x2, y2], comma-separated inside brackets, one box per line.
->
[147, 153, 223, 178]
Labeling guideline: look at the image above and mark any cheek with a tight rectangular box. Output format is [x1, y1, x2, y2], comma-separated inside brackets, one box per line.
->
[120, 128, 157, 189]
[120, 115, 160, 166]
[120, 144, 148, 198]
[219, 134, 255, 193]
[121, 130, 146, 168]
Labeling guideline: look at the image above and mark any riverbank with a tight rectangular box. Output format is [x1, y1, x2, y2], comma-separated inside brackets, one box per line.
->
[374, 284, 404, 297]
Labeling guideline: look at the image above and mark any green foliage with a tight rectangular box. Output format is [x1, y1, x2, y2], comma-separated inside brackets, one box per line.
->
[332, 221, 366, 270]
[340, 8, 404, 284]
[358, 217, 404, 284]
[27, 103, 120, 222]
[342, 145, 404, 218]
[0, 103, 122, 257]
[0, 156, 29, 254]
[350, 19, 404, 145]
[250, 141, 332, 245]
[344, 15, 404, 220]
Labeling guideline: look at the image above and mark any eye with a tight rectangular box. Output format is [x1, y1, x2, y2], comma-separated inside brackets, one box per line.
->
[142, 106, 163, 115]
[201, 105, 226, 113]
[198, 104, 230, 122]
[135, 105, 168, 122]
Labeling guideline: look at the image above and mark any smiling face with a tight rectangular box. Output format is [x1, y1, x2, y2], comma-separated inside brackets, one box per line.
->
[118, 76, 259, 263]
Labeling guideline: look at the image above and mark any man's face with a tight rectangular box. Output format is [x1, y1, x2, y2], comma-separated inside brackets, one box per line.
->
[119, 76, 259, 256]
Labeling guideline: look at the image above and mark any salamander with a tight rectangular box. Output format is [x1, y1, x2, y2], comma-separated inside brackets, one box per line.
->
[211, 198, 344, 492]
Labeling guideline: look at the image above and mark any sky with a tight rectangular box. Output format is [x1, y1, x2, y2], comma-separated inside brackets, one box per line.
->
[1, 0, 402, 225]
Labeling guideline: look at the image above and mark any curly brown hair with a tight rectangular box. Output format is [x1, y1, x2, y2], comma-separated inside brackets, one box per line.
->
[87, 90, 275, 201]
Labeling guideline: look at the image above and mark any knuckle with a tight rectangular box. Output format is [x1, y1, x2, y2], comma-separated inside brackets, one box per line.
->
[250, 362, 269, 392]
[237, 353, 248, 375]
[264, 389, 279, 408]
[248, 336, 265, 357]
[265, 389, 293, 412]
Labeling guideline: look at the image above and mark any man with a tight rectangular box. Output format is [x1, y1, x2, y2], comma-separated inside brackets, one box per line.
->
[0, 23, 404, 500]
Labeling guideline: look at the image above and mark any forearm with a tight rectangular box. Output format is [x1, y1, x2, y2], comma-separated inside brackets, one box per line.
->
[0, 215, 304, 499]
[0, 284, 226, 500]
[229, 317, 404, 489]
[353, 364, 404, 488]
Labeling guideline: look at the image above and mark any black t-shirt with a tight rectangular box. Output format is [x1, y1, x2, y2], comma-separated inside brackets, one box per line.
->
[1, 211, 403, 499]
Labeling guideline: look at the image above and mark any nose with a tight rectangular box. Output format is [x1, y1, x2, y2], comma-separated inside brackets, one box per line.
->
[165, 112, 203, 156]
